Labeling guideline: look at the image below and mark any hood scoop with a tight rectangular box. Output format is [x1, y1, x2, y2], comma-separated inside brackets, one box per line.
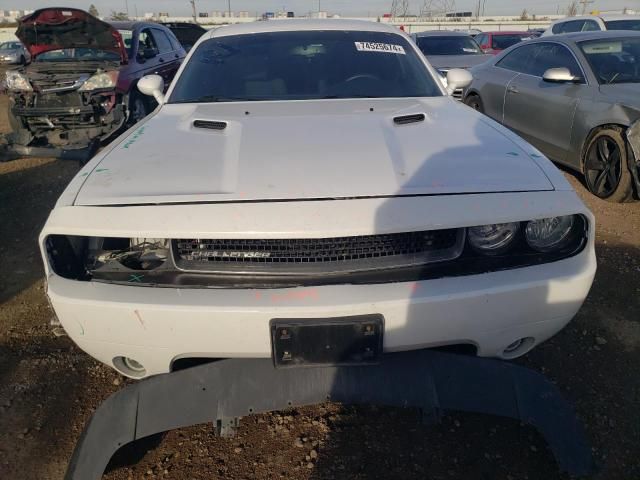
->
[193, 119, 228, 131]
[393, 113, 426, 125]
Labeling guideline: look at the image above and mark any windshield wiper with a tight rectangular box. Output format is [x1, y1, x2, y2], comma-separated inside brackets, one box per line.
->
[320, 94, 384, 99]
[170, 95, 262, 104]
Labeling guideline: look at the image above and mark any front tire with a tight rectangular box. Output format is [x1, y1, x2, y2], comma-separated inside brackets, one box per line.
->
[583, 127, 633, 202]
[464, 94, 484, 113]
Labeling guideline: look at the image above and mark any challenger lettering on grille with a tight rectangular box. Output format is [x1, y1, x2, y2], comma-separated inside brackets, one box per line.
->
[188, 250, 272, 260]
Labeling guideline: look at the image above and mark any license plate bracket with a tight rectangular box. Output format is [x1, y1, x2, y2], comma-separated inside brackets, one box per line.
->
[270, 315, 384, 368]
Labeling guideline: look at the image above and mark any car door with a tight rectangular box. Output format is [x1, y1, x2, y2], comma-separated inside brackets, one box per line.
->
[150, 27, 182, 85]
[136, 28, 163, 76]
[477, 43, 539, 123]
[502, 42, 586, 162]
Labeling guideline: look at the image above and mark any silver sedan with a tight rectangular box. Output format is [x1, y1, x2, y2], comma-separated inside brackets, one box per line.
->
[464, 31, 640, 202]
[0, 41, 30, 65]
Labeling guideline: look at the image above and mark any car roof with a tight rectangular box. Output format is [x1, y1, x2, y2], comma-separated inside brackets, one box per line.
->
[553, 13, 640, 22]
[109, 20, 168, 31]
[161, 22, 206, 30]
[483, 31, 531, 35]
[540, 30, 640, 43]
[204, 19, 404, 39]
[413, 30, 471, 38]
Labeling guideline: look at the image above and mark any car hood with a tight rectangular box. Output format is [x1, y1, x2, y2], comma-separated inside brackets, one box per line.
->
[0, 48, 19, 55]
[16, 8, 126, 61]
[74, 97, 554, 206]
[426, 54, 494, 70]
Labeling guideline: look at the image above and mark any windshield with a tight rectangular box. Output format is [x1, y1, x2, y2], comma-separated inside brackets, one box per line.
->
[169, 30, 441, 103]
[0, 42, 20, 50]
[605, 19, 640, 31]
[168, 26, 205, 50]
[416, 36, 482, 55]
[579, 37, 640, 84]
[492, 34, 530, 50]
[35, 48, 121, 62]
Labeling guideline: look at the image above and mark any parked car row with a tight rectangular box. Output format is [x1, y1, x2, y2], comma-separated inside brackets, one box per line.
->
[1, 8, 206, 160]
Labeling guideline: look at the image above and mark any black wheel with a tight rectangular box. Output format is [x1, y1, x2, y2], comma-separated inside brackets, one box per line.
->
[464, 94, 484, 113]
[128, 93, 149, 126]
[19, 55, 26, 65]
[583, 127, 633, 202]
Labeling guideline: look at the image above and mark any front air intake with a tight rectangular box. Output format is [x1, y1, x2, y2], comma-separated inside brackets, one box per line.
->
[393, 113, 426, 125]
[193, 120, 227, 130]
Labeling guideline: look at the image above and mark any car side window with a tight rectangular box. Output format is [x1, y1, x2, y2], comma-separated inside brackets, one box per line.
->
[556, 20, 586, 33]
[138, 29, 158, 54]
[152, 29, 175, 54]
[530, 43, 585, 81]
[495, 43, 539, 74]
[582, 20, 601, 31]
[476, 34, 487, 48]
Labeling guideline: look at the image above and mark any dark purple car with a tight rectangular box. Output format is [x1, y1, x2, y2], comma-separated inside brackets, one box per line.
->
[6, 8, 185, 160]
[110, 21, 186, 123]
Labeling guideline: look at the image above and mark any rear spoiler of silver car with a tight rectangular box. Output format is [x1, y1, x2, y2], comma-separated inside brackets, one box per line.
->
[64, 350, 594, 479]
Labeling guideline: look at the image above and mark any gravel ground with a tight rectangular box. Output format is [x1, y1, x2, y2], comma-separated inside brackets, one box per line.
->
[0, 89, 639, 480]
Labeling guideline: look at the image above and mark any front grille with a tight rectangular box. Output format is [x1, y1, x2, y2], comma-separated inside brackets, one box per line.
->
[173, 229, 464, 274]
[31, 73, 88, 92]
[452, 88, 464, 100]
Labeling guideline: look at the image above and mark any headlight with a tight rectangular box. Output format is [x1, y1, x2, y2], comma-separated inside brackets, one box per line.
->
[78, 71, 118, 91]
[525, 216, 575, 252]
[5, 70, 32, 91]
[468, 222, 519, 255]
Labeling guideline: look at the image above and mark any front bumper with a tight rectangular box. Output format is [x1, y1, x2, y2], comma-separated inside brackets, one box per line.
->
[47, 243, 596, 377]
[65, 350, 594, 479]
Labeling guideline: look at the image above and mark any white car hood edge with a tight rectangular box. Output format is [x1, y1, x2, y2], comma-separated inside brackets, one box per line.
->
[73, 97, 555, 206]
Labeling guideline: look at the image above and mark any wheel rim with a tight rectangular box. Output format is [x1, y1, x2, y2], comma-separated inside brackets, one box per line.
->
[585, 136, 623, 198]
[467, 98, 481, 111]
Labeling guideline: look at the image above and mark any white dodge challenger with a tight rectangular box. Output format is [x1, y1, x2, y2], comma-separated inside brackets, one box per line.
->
[40, 20, 596, 378]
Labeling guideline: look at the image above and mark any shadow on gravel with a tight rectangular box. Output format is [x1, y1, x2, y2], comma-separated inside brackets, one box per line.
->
[309, 406, 560, 480]
[0, 341, 102, 480]
[0, 159, 78, 304]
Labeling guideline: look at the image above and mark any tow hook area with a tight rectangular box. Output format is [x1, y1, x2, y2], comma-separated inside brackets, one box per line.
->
[64, 350, 594, 479]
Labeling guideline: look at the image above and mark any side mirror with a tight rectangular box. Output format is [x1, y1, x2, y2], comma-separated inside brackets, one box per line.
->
[137, 74, 165, 104]
[446, 68, 473, 94]
[543, 67, 580, 83]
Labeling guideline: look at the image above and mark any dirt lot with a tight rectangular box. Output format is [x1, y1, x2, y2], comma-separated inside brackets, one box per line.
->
[0, 89, 639, 480]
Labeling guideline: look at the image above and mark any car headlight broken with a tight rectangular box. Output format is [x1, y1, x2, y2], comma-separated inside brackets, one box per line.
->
[88, 238, 169, 271]
[78, 71, 118, 91]
[525, 216, 575, 253]
[5, 70, 32, 91]
[468, 222, 520, 255]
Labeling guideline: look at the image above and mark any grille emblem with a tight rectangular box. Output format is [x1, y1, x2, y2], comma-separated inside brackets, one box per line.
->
[199, 251, 271, 259]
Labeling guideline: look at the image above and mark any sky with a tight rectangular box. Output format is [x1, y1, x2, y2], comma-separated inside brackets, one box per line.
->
[6, 0, 640, 17]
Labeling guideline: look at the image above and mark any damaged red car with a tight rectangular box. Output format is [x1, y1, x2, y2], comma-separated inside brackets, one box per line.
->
[5, 8, 184, 160]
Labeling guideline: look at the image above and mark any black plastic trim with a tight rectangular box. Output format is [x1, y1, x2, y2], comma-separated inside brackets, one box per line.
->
[64, 350, 594, 479]
[47, 217, 588, 288]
